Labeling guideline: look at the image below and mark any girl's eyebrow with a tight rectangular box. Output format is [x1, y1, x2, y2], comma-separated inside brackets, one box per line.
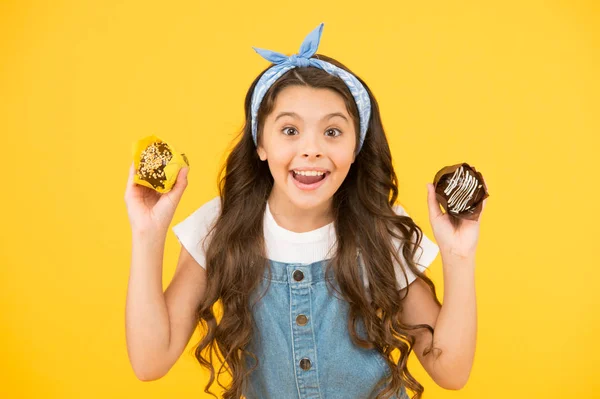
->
[274, 111, 349, 123]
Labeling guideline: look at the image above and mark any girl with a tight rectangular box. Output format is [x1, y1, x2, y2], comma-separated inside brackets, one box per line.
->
[125, 23, 485, 399]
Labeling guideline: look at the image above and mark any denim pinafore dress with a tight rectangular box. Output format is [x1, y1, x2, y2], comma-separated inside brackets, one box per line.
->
[243, 255, 410, 399]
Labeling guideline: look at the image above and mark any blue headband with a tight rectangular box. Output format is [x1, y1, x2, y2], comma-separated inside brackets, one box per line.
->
[250, 22, 371, 154]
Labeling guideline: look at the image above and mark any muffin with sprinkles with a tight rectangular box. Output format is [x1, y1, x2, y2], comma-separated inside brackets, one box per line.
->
[433, 162, 489, 227]
[132, 135, 189, 193]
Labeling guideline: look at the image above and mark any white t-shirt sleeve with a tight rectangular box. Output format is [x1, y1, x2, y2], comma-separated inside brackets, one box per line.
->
[391, 203, 440, 290]
[171, 196, 221, 269]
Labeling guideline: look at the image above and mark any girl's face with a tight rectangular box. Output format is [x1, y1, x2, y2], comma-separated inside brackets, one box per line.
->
[257, 85, 357, 212]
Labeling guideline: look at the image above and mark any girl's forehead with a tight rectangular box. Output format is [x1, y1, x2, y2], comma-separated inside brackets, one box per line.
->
[271, 87, 349, 118]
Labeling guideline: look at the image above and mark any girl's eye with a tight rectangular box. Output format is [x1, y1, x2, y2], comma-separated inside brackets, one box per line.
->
[325, 128, 342, 137]
[282, 127, 298, 136]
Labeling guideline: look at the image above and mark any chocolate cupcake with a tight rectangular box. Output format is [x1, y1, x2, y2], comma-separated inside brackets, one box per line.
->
[433, 163, 489, 226]
[132, 135, 189, 193]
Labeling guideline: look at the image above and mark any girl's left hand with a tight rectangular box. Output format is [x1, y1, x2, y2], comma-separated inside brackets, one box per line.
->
[425, 179, 488, 259]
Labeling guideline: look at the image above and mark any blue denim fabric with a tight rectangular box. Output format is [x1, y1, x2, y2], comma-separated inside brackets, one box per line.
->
[244, 257, 410, 399]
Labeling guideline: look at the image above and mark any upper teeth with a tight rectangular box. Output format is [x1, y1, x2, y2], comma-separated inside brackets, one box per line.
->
[294, 170, 326, 176]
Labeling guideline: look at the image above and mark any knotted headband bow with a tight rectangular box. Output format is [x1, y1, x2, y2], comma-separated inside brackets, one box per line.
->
[250, 22, 371, 154]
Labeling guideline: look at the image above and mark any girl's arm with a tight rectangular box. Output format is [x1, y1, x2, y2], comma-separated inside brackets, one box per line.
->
[125, 230, 207, 381]
[399, 252, 477, 390]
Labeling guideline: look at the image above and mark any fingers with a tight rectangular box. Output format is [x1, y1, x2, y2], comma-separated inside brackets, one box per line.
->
[167, 167, 189, 199]
[158, 167, 188, 211]
[427, 183, 443, 220]
[128, 162, 135, 182]
[125, 162, 135, 197]
[174, 167, 188, 190]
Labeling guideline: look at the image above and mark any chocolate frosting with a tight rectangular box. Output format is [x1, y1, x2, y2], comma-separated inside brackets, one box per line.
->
[137, 141, 173, 190]
[433, 163, 489, 226]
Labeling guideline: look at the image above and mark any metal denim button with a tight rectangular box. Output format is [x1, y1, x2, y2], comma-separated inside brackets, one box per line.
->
[296, 314, 308, 326]
[293, 270, 304, 281]
[299, 358, 311, 370]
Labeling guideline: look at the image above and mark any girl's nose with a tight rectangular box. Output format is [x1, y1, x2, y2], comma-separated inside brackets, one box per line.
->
[299, 131, 323, 158]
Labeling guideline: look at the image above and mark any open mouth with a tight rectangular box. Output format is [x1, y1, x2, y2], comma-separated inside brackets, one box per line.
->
[291, 171, 328, 184]
[289, 170, 330, 190]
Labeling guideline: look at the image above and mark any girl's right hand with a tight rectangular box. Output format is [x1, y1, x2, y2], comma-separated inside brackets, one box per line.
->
[124, 162, 189, 235]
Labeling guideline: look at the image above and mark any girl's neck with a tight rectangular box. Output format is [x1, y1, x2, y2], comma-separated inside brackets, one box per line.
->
[267, 195, 334, 233]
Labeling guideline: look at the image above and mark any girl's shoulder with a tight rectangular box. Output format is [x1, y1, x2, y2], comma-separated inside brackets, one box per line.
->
[177, 195, 221, 225]
[171, 196, 222, 268]
[392, 202, 409, 217]
[390, 201, 439, 269]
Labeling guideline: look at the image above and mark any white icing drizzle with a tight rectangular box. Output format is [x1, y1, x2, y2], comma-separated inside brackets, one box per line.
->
[443, 166, 479, 213]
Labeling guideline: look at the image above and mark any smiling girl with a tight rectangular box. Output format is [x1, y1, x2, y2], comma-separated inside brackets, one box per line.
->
[125, 22, 485, 399]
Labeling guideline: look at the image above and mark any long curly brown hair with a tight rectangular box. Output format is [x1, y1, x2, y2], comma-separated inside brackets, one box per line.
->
[191, 54, 442, 399]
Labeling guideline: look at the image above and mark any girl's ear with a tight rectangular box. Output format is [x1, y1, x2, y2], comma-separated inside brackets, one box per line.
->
[257, 146, 267, 161]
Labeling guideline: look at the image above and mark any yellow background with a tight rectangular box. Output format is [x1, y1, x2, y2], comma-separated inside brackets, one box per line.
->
[1, 0, 598, 398]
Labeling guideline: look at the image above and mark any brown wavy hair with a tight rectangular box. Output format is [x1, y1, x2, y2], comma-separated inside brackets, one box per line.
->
[191, 54, 442, 399]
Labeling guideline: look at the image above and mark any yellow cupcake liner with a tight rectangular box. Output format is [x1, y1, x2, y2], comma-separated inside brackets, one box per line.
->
[132, 134, 189, 194]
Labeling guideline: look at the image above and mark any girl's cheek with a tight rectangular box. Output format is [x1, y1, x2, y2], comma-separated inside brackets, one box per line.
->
[274, 149, 295, 165]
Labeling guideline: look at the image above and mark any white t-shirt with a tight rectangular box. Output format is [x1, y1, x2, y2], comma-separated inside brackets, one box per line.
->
[172, 196, 439, 290]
